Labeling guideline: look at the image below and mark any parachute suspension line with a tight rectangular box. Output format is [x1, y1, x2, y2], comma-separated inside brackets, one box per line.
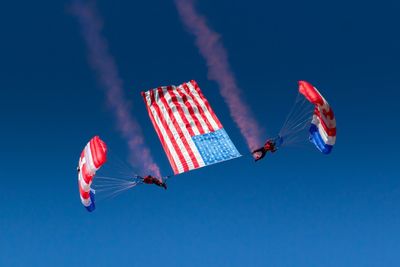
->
[97, 182, 139, 201]
[93, 175, 138, 194]
[93, 180, 140, 202]
[280, 93, 303, 133]
[94, 184, 134, 193]
[279, 92, 313, 147]
[95, 176, 134, 182]
[282, 97, 310, 131]
[280, 110, 312, 137]
[91, 148, 142, 200]
[95, 149, 136, 178]
[281, 114, 313, 147]
[94, 183, 136, 193]
[104, 148, 136, 177]
[280, 95, 310, 137]
[283, 110, 313, 135]
[280, 118, 311, 145]
[93, 180, 135, 189]
[283, 97, 310, 129]
[282, 127, 309, 145]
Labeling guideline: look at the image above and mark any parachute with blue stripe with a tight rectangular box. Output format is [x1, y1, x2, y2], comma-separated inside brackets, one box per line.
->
[77, 136, 161, 212]
[278, 81, 336, 153]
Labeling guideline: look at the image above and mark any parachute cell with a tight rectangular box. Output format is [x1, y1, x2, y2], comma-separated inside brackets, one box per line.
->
[298, 81, 336, 154]
[78, 136, 107, 212]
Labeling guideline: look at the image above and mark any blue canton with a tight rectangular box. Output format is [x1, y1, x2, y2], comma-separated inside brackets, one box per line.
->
[192, 128, 241, 166]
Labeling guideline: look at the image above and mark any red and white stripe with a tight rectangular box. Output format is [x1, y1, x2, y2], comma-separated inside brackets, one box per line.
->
[142, 80, 223, 175]
[77, 136, 107, 207]
[312, 87, 336, 146]
[311, 113, 336, 145]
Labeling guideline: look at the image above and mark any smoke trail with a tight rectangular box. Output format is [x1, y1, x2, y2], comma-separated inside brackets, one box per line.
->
[175, 0, 263, 150]
[71, 1, 160, 176]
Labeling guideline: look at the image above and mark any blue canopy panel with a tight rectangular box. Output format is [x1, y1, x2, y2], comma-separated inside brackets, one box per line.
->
[309, 124, 333, 154]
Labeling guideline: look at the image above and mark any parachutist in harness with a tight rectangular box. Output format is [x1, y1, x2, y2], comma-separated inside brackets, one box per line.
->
[137, 175, 168, 190]
[252, 137, 281, 161]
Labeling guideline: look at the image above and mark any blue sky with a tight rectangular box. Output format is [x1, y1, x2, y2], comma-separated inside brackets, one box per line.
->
[0, 0, 399, 266]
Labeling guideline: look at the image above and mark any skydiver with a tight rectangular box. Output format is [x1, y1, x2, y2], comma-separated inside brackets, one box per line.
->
[252, 139, 277, 162]
[138, 175, 168, 190]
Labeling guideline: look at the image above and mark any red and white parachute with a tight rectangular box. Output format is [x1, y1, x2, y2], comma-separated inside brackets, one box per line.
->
[77, 136, 107, 212]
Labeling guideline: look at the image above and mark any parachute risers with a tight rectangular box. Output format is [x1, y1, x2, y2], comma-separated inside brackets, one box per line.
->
[78, 136, 107, 212]
[298, 81, 336, 154]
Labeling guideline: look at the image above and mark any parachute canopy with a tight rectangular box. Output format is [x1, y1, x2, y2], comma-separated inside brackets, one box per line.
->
[142, 80, 241, 174]
[298, 81, 336, 154]
[78, 136, 107, 212]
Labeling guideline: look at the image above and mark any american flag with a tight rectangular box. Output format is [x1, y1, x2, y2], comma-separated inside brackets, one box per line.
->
[142, 80, 241, 175]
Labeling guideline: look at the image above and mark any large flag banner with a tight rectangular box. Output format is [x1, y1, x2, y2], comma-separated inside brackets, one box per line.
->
[142, 80, 241, 175]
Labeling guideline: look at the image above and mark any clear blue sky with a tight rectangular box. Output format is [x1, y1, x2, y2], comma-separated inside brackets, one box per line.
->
[0, 0, 399, 266]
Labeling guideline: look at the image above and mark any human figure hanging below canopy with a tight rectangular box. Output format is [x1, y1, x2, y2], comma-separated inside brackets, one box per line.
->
[134, 175, 168, 190]
[252, 136, 283, 161]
